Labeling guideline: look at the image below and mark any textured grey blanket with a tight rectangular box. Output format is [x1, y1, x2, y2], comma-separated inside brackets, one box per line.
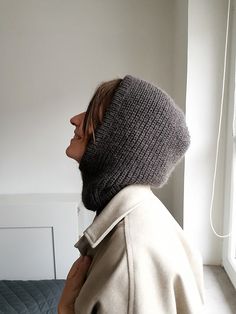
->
[0, 280, 65, 313]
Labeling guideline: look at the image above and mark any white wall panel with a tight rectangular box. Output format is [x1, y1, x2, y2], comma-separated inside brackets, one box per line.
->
[0, 227, 54, 280]
[0, 194, 80, 279]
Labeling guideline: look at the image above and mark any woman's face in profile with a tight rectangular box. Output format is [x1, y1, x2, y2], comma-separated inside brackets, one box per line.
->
[66, 111, 88, 163]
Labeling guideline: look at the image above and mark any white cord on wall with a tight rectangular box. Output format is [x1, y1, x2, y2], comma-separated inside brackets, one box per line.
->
[210, 0, 232, 238]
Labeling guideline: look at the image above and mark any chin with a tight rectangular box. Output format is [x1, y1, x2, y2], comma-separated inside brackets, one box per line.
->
[65, 147, 80, 162]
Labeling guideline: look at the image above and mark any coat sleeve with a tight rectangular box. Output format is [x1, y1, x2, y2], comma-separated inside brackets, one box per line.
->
[126, 206, 205, 314]
[129, 251, 205, 314]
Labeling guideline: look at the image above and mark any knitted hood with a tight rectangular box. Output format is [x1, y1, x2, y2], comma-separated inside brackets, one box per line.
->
[79, 74, 191, 216]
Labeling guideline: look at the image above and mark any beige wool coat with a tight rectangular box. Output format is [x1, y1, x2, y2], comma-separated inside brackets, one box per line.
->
[74, 184, 205, 314]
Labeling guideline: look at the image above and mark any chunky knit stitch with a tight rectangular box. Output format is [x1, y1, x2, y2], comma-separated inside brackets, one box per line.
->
[79, 74, 191, 216]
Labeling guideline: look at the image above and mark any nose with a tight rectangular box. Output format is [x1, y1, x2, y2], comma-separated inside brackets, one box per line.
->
[70, 115, 79, 126]
[70, 112, 85, 127]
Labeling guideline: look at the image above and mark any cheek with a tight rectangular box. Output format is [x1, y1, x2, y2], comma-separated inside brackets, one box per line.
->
[71, 140, 84, 148]
[71, 139, 88, 153]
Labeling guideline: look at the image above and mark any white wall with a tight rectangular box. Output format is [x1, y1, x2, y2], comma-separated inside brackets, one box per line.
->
[1, 0, 229, 267]
[184, 0, 229, 265]
[172, 0, 188, 226]
[0, 1, 189, 272]
[153, 0, 188, 227]
[0, 0, 177, 211]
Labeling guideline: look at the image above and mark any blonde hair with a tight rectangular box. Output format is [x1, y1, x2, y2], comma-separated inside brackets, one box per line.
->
[82, 78, 122, 143]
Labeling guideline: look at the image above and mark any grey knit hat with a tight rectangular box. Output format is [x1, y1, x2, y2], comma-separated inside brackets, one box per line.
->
[79, 74, 190, 215]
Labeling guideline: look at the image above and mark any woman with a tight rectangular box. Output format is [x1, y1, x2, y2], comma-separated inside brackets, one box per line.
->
[59, 75, 205, 313]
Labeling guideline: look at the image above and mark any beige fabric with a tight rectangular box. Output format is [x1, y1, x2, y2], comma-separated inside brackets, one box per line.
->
[74, 184, 205, 314]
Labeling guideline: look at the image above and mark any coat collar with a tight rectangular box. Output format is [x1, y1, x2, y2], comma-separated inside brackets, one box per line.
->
[74, 184, 153, 255]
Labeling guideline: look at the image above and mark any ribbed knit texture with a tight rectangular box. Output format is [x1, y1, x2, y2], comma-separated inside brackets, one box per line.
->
[79, 74, 191, 216]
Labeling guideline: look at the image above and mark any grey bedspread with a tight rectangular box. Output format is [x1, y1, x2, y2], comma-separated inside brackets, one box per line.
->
[0, 280, 65, 314]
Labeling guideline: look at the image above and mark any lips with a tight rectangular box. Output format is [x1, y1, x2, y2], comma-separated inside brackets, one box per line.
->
[73, 132, 82, 140]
